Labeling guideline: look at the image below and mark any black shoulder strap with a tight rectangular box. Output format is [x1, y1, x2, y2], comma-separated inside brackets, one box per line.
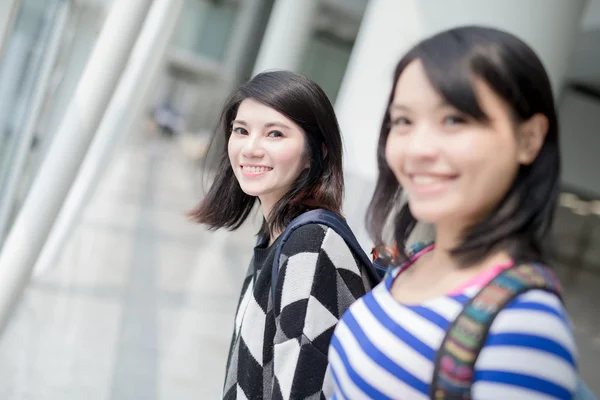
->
[270, 209, 386, 309]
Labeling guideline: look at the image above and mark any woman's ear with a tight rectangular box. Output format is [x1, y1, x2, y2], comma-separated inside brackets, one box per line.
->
[517, 113, 549, 165]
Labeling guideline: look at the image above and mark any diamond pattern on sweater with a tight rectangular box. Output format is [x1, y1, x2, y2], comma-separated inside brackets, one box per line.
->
[222, 223, 374, 400]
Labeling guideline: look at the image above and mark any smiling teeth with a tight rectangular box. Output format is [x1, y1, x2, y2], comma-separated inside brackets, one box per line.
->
[242, 166, 272, 172]
[412, 176, 444, 184]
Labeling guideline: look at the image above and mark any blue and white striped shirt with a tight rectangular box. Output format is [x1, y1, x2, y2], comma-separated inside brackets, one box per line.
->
[327, 263, 578, 399]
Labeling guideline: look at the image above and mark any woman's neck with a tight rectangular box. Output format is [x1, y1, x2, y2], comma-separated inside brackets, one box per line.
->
[427, 222, 512, 273]
[259, 197, 277, 246]
[260, 202, 273, 223]
[390, 223, 513, 305]
[429, 222, 461, 268]
[267, 227, 283, 247]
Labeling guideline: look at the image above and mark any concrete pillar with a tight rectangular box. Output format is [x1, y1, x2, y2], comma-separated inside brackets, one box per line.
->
[252, 0, 319, 75]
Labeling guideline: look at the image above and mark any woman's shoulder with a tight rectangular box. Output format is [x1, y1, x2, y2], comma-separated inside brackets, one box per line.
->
[280, 223, 329, 255]
[475, 288, 578, 397]
[499, 288, 573, 328]
[490, 288, 577, 359]
[281, 223, 364, 268]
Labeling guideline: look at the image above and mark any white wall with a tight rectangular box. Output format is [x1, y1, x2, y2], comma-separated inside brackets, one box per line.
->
[564, 28, 600, 87]
[564, 0, 600, 90]
[559, 89, 600, 197]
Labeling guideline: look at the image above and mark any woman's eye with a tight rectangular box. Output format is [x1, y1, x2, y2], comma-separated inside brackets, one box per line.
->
[443, 115, 467, 125]
[391, 117, 410, 126]
[233, 127, 248, 135]
[268, 130, 283, 138]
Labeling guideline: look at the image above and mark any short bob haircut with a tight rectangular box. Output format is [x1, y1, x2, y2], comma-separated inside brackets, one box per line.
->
[367, 26, 560, 266]
[189, 70, 344, 238]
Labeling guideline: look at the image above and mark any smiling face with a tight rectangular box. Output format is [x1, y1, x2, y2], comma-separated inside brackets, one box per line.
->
[228, 98, 308, 216]
[385, 60, 530, 227]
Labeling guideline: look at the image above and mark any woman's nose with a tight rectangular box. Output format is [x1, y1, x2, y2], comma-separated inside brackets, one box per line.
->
[405, 124, 438, 159]
[241, 134, 265, 158]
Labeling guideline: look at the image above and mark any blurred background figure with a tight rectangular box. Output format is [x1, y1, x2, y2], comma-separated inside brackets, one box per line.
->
[0, 0, 597, 398]
[150, 103, 185, 138]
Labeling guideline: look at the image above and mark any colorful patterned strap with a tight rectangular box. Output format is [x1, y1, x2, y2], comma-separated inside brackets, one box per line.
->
[430, 263, 563, 400]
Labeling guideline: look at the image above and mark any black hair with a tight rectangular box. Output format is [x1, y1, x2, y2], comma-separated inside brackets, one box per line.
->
[189, 70, 344, 238]
[367, 26, 560, 266]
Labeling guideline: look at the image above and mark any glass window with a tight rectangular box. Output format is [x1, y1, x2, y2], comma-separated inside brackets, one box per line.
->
[300, 32, 354, 102]
[172, 0, 237, 63]
[0, 0, 64, 243]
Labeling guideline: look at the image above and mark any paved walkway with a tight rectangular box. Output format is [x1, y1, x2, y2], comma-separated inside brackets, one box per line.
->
[0, 132, 259, 399]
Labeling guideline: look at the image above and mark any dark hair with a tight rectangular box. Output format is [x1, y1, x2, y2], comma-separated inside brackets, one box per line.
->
[367, 26, 560, 266]
[188, 70, 344, 238]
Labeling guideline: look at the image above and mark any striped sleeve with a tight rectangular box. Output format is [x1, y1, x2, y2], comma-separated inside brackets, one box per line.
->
[472, 289, 578, 400]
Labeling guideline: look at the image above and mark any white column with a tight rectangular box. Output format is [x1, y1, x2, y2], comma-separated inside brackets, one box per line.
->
[34, 0, 184, 277]
[337, 0, 588, 182]
[252, 0, 319, 75]
[0, 0, 153, 337]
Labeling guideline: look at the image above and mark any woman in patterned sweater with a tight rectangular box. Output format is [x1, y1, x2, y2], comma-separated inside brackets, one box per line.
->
[328, 26, 581, 399]
[189, 71, 374, 400]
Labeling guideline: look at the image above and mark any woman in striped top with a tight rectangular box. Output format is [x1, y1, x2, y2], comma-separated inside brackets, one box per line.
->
[327, 26, 579, 399]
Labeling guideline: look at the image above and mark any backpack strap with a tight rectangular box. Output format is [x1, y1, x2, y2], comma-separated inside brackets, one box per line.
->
[270, 209, 386, 309]
[430, 262, 563, 400]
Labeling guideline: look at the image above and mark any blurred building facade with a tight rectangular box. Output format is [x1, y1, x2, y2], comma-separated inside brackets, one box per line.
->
[0, 0, 599, 398]
[3, 0, 600, 249]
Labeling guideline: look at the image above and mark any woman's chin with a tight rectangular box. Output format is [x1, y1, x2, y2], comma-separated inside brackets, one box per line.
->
[407, 203, 449, 225]
[237, 184, 263, 198]
[240, 189, 261, 197]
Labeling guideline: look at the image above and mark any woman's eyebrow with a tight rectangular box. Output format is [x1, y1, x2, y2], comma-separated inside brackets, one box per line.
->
[264, 122, 291, 129]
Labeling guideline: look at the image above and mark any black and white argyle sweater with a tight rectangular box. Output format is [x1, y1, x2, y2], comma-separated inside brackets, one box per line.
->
[222, 222, 373, 400]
